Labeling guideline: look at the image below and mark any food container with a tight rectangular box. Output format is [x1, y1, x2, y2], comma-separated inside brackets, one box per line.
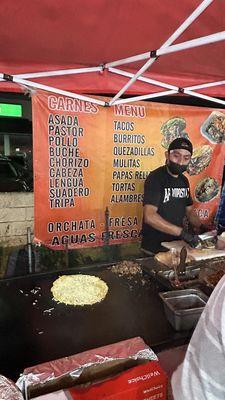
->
[200, 111, 225, 144]
[159, 289, 208, 331]
[199, 264, 225, 288]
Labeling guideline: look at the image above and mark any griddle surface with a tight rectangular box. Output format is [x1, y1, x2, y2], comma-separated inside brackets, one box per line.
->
[0, 266, 190, 380]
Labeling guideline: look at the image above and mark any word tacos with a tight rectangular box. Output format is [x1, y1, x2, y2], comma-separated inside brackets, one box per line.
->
[187, 145, 212, 176]
[195, 177, 220, 203]
[160, 116, 189, 148]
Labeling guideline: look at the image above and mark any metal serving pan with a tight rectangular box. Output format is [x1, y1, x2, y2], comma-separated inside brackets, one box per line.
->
[159, 288, 208, 331]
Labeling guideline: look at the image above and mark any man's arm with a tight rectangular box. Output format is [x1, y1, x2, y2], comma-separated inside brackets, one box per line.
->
[185, 205, 201, 228]
[143, 204, 182, 236]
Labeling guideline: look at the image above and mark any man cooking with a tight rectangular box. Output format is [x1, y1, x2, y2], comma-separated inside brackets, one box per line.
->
[141, 137, 202, 254]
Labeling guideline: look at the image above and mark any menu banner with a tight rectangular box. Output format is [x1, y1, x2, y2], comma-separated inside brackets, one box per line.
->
[32, 92, 225, 249]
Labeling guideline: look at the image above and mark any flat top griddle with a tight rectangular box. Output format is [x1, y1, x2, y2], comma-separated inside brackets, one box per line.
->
[0, 263, 190, 381]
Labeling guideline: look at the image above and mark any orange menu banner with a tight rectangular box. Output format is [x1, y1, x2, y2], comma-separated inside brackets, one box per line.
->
[32, 92, 225, 250]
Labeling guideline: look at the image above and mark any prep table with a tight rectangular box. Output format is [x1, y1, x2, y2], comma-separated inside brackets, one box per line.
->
[0, 260, 191, 381]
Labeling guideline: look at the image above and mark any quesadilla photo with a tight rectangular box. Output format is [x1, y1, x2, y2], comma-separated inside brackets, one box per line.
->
[160, 116, 189, 148]
[187, 145, 213, 176]
[195, 177, 220, 203]
[201, 111, 225, 144]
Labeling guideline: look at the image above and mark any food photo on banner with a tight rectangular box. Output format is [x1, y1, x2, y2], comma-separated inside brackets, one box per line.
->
[32, 91, 225, 250]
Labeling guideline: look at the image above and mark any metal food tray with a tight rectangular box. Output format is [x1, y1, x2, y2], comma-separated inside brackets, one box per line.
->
[140, 257, 202, 289]
[159, 288, 208, 331]
[199, 265, 225, 288]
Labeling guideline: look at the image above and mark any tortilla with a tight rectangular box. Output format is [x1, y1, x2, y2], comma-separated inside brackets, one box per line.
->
[187, 145, 212, 175]
[51, 275, 108, 306]
[201, 111, 225, 144]
[195, 177, 220, 203]
[160, 117, 189, 149]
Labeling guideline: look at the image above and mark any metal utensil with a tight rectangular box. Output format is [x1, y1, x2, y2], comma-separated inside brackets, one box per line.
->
[199, 230, 217, 241]
[177, 246, 187, 276]
[170, 248, 181, 286]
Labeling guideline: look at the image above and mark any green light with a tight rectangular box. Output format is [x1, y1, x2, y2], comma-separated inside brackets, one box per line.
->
[0, 103, 22, 117]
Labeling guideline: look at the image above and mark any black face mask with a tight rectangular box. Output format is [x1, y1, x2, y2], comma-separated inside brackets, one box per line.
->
[167, 160, 187, 175]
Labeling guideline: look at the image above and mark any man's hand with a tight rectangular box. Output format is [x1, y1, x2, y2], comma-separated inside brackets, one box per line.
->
[180, 229, 201, 248]
[217, 224, 225, 235]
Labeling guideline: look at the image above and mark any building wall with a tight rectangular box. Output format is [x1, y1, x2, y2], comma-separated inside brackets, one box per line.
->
[0, 193, 34, 246]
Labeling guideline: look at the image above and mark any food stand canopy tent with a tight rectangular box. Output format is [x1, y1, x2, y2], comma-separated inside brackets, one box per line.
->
[0, 0, 225, 106]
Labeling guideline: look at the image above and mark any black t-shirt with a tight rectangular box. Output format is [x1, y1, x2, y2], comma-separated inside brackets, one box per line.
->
[141, 165, 193, 253]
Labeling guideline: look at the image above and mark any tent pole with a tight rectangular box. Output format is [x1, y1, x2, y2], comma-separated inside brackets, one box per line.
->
[184, 89, 225, 106]
[157, 31, 225, 57]
[113, 87, 225, 107]
[2, 72, 224, 108]
[109, 67, 225, 106]
[109, 0, 214, 105]
[109, 67, 225, 94]
[113, 90, 178, 105]
[186, 81, 225, 91]
[105, 52, 151, 69]
[14, 66, 103, 80]
[108, 67, 178, 90]
[106, 0, 214, 69]
[3, 76, 106, 106]
[109, 28, 225, 106]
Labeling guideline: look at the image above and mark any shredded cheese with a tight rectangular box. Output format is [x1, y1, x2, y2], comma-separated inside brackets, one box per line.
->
[51, 275, 108, 306]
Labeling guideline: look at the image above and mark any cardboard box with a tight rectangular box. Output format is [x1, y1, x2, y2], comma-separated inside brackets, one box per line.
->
[33, 361, 167, 400]
[68, 361, 167, 400]
[17, 337, 158, 399]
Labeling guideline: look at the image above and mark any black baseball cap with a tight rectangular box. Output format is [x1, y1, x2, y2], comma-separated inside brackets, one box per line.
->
[168, 137, 193, 155]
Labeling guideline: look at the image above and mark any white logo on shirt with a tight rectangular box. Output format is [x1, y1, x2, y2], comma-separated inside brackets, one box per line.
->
[163, 187, 190, 203]
[163, 188, 171, 203]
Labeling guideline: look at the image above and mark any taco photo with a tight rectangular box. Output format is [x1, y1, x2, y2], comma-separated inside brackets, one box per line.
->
[200, 111, 225, 144]
[160, 116, 189, 148]
[195, 177, 220, 203]
[187, 145, 213, 176]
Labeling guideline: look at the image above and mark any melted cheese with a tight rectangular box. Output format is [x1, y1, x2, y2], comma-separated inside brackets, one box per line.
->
[51, 275, 108, 306]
